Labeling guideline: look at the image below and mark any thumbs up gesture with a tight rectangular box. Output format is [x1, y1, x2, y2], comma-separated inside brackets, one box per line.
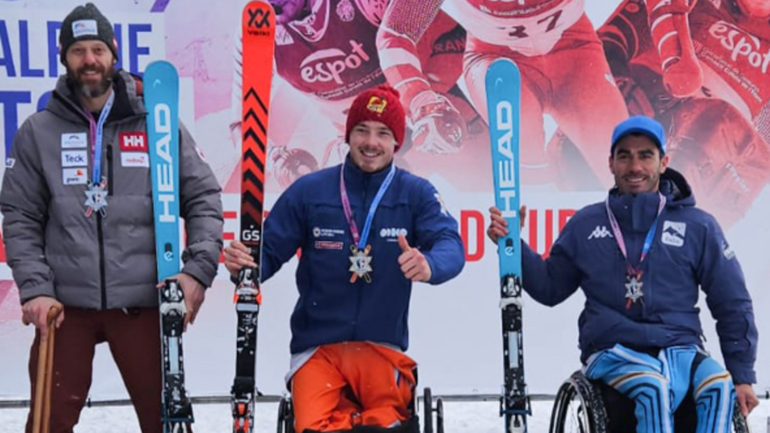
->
[397, 234, 432, 282]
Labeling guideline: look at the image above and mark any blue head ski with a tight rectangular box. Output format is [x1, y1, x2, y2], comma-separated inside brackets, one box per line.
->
[486, 58, 530, 433]
[145, 60, 194, 433]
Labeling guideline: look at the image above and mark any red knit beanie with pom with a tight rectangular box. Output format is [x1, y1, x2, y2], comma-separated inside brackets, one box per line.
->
[345, 85, 406, 152]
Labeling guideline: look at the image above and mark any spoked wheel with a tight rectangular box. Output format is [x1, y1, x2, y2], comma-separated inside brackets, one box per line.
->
[549, 372, 607, 433]
[423, 387, 433, 433]
[276, 396, 295, 433]
[732, 400, 749, 433]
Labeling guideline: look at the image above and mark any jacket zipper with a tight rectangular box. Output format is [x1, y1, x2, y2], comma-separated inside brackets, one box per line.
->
[107, 144, 114, 195]
[97, 213, 107, 310]
[97, 144, 113, 310]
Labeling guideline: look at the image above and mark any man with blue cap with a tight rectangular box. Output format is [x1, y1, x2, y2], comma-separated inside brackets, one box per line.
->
[487, 115, 759, 432]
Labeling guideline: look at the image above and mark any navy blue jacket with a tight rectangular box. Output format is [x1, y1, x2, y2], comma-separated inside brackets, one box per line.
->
[522, 169, 757, 384]
[261, 158, 465, 354]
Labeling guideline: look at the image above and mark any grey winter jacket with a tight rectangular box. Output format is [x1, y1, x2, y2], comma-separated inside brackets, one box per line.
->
[1, 70, 223, 309]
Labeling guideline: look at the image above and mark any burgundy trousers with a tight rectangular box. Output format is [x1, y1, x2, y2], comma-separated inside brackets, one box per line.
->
[26, 307, 162, 433]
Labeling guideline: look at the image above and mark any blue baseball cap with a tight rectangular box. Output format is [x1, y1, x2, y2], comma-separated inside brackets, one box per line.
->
[611, 115, 666, 154]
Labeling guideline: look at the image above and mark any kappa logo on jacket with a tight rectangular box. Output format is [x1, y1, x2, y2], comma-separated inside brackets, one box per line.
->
[662, 221, 687, 247]
[588, 225, 613, 240]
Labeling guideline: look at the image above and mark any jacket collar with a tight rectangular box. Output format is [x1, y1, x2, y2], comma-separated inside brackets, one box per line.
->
[342, 155, 396, 193]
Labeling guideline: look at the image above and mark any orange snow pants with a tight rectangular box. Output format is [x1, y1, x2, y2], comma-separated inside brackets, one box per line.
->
[291, 341, 417, 432]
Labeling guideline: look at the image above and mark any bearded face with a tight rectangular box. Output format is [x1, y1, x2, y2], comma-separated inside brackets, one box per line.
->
[68, 61, 115, 99]
[64, 40, 116, 99]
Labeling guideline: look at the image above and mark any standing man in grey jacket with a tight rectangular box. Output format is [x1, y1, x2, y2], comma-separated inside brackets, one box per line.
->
[0, 4, 223, 432]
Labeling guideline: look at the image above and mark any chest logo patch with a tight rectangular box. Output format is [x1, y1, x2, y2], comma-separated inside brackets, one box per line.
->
[662, 221, 687, 247]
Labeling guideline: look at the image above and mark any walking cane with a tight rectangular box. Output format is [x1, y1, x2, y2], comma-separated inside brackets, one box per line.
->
[24, 305, 63, 433]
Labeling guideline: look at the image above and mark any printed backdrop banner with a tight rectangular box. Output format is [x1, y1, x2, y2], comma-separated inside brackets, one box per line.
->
[0, 0, 768, 401]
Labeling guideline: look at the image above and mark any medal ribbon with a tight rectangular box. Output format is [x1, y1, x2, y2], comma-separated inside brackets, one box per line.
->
[83, 91, 115, 184]
[340, 162, 396, 250]
[605, 192, 666, 275]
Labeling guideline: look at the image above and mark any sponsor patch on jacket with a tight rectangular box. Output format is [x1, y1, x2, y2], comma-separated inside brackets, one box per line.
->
[722, 240, 735, 260]
[121, 152, 149, 168]
[62, 167, 87, 185]
[662, 221, 686, 247]
[61, 132, 87, 149]
[72, 19, 98, 38]
[62, 150, 87, 167]
[315, 241, 344, 250]
[380, 227, 407, 242]
[312, 227, 345, 238]
[119, 132, 148, 152]
[5, 158, 15, 169]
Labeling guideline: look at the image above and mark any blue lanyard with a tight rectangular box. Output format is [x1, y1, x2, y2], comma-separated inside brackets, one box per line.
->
[84, 91, 115, 184]
[340, 162, 396, 250]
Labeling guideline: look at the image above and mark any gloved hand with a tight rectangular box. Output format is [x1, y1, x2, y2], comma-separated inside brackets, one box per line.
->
[409, 90, 466, 154]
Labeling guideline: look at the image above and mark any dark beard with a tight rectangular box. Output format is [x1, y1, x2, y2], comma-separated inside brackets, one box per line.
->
[67, 65, 115, 99]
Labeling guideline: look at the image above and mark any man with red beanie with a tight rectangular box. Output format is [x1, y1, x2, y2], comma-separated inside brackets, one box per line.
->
[224, 85, 465, 432]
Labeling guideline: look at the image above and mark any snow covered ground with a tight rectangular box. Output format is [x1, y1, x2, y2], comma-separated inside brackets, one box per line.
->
[1, 398, 768, 432]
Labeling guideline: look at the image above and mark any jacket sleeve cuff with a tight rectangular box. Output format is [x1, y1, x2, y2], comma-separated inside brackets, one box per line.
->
[728, 365, 756, 385]
[424, 253, 438, 284]
[181, 262, 215, 288]
[18, 282, 56, 305]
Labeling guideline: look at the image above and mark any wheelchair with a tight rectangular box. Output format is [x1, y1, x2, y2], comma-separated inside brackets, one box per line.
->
[548, 370, 750, 433]
[276, 370, 444, 433]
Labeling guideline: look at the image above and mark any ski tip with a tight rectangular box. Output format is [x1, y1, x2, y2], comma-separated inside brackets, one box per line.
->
[242, 0, 276, 32]
[145, 60, 179, 83]
[485, 58, 521, 83]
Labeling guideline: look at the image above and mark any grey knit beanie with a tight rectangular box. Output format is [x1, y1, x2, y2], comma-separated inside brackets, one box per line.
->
[59, 3, 118, 65]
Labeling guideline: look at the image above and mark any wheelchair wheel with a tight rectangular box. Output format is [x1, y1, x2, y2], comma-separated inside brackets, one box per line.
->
[436, 397, 444, 433]
[423, 387, 433, 433]
[276, 395, 295, 433]
[731, 400, 749, 433]
[549, 371, 607, 433]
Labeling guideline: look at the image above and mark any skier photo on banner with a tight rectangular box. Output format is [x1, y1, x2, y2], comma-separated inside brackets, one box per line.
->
[0, 4, 224, 432]
[550, 0, 770, 227]
[224, 0, 489, 193]
[487, 115, 760, 433]
[223, 85, 465, 432]
[377, 0, 630, 189]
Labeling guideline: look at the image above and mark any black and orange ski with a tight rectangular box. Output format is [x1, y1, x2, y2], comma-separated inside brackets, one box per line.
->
[231, 2, 275, 432]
